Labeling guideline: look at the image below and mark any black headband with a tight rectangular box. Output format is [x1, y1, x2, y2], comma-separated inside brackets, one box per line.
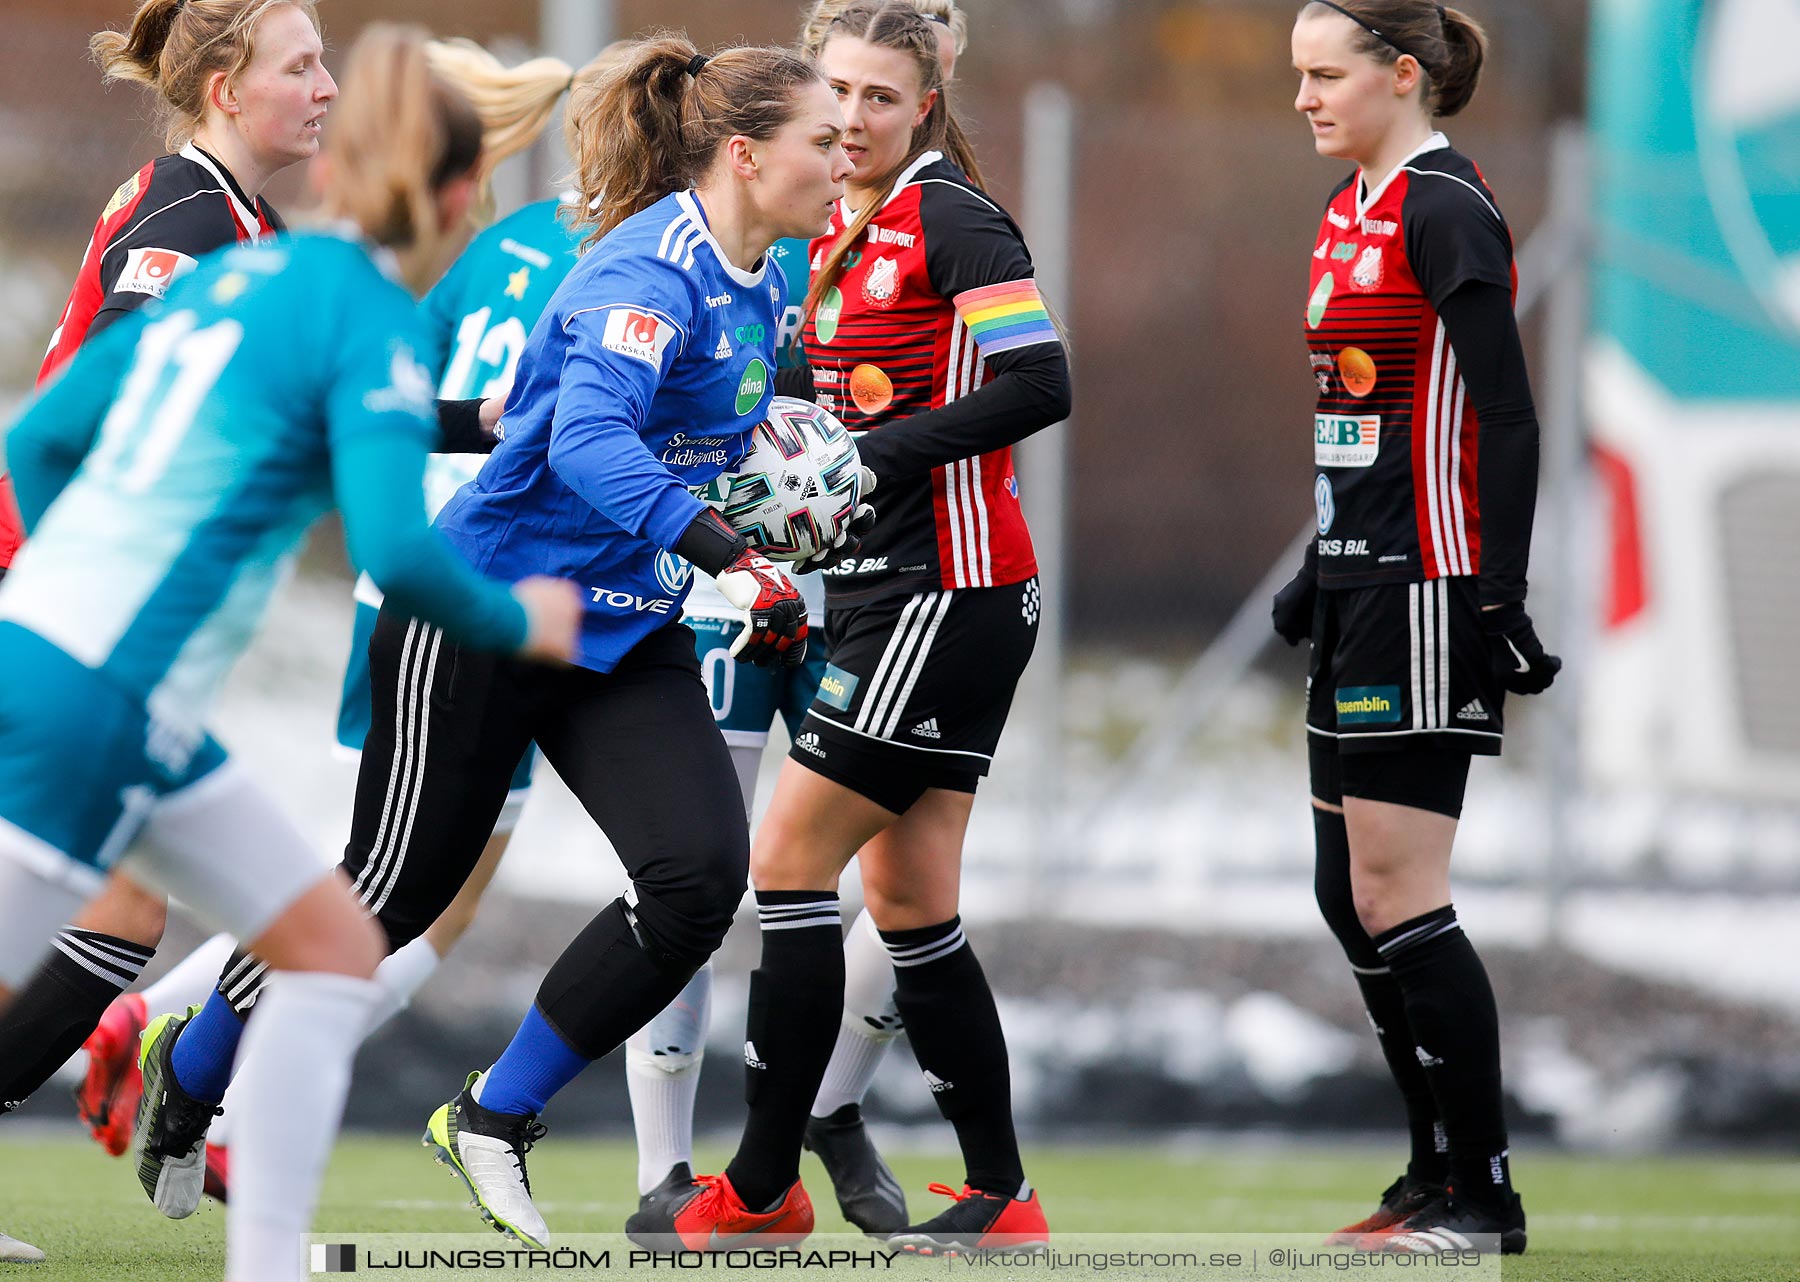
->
[1309, 1, 1441, 67]
[686, 53, 710, 77]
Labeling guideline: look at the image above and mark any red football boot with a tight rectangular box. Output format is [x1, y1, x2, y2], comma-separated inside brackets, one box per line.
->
[887, 1183, 1050, 1256]
[626, 1171, 813, 1251]
[74, 992, 147, 1156]
[203, 1143, 229, 1203]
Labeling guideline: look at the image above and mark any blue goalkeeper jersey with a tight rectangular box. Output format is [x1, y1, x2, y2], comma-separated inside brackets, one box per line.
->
[437, 189, 785, 672]
[0, 231, 526, 744]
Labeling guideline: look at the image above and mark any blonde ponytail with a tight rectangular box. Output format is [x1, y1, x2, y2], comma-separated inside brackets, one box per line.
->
[317, 24, 484, 289]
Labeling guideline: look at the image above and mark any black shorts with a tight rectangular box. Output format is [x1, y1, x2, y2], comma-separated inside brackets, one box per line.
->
[1306, 577, 1504, 757]
[343, 609, 748, 956]
[793, 578, 1040, 812]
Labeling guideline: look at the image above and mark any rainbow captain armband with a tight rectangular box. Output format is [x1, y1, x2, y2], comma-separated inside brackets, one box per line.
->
[953, 279, 1059, 355]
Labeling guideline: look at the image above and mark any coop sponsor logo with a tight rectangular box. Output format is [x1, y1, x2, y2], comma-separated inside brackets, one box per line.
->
[1315, 413, 1380, 467]
[1336, 685, 1403, 725]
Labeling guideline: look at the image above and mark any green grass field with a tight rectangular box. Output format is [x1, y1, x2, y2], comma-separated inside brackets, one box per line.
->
[3, 1132, 1797, 1281]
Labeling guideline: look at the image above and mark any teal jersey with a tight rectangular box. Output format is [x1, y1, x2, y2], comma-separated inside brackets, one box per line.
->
[769, 236, 811, 370]
[1, 232, 525, 745]
[419, 199, 583, 519]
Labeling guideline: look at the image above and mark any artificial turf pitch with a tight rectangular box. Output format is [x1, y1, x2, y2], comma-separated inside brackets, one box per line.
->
[2, 1133, 1796, 1280]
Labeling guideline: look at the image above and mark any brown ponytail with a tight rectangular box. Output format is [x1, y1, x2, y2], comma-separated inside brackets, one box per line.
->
[1298, 1, 1487, 117]
[804, 1, 977, 318]
[90, 0, 321, 151]
[315, 24, 483, 290]
[566, 34, 819, 250]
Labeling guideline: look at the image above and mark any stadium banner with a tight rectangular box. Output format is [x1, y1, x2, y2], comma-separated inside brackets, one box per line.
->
[1585, 0, 1800, 797]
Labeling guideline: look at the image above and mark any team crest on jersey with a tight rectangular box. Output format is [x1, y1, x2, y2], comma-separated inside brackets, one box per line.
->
[1350, 245, 1385, 291]
[601, 308, 676, 367]
[115, 247, 197, 299]
[862, 255, 901, 308]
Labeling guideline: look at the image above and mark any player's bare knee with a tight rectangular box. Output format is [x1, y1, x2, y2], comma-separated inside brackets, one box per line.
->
[76, 877, 167, 947]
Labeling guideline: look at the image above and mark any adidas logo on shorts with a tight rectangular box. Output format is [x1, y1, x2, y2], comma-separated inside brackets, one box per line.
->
[911, 718, 942, 740]
[1456, 699, 1490, 723]
[795, 732, 825, 757]
[744, 1041, 768, 1070]
[1415, 1045, 1444, 1069]
[923, 1070, 953, 1093]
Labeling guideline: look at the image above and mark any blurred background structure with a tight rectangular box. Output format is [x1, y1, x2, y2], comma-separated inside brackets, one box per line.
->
[3, 0, 1798, 1152]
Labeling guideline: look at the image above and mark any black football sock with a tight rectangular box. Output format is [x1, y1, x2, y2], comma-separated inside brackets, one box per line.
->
[1314, 806, 1446, 1184]
[0, 929, 155, 1108]
[883, 917, 1025, 1199]
[1375, 906, 1513, 1209]
[1353, 968, 1450, 1186]
[725, 892, 844, 1212]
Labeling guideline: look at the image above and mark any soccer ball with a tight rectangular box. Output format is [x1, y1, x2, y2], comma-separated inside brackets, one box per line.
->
[709, 397, 864, 562]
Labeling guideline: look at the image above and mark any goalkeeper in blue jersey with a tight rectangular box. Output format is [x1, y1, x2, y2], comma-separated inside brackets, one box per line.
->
[0, 26, 581, 1282]
[128, 31, 853, 1252]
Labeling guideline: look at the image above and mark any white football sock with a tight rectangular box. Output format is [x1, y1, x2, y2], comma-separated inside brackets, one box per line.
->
[812, 908, 901, 1118]
[365, 935, 443, 1035]
[227, 971, 380, 1282]
[626, 963, 712, 1194]
[138, 932, 238, 1019]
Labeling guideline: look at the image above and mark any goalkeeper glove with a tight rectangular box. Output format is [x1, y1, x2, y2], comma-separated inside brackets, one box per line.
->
[674, 508, 807, 667]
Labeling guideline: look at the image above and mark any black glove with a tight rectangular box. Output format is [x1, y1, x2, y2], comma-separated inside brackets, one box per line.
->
[1482, 600, 1561, 695]
[796, 466, 878, 574]
[1271, 547, 1318, 646]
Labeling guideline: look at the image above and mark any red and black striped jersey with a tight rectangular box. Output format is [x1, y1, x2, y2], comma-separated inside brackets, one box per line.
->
[1305, 134, 1516, 588]
[802, 152, 1063, 603]
[37, 144, 283, 384]
[1, 145, 283, 567]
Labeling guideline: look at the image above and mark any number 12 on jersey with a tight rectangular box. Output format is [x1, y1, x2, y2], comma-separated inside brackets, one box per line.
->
[440, 306, 529, 400]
